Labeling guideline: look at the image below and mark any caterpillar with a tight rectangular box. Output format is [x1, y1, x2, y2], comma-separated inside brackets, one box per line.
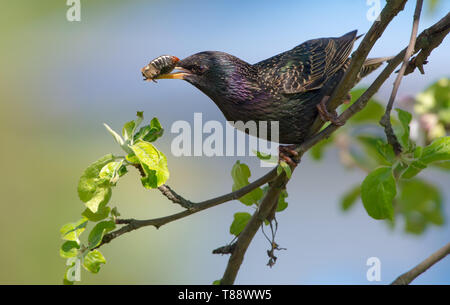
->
[141, 55, 179, 82]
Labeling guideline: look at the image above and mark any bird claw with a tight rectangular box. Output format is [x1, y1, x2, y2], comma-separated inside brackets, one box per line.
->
[279, 145, 299, 168]
[343, 93, 351, 104]
[316, 96, 344, 126]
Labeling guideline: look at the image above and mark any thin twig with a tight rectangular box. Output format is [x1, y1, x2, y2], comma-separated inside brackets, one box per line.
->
[212, 243, 237, 255]
[404, 14, 450, 75]
[391, 242, 450, 285]
[158, 184, 194, 209]
[96, 167, 278, 248]
[380, 0, 424, 155]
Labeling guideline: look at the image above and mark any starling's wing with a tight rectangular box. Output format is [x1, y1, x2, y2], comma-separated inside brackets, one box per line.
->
[255, 30, 358, 95]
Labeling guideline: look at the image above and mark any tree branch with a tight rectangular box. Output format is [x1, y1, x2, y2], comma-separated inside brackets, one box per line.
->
[157, 184, 194, 209]
[391, 242, 450, 285]
[380, 0, 423, 155]
[96, 167, 278, 249]
[220, 6, 450, 285]
[404, 13, 450, 75]
[221, 172, 288, 284]
[308, 0, 408, 137]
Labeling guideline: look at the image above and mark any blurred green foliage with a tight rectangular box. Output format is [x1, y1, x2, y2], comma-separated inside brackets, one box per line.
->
[415, 78, 450, 142]
[310, 79, 450, 235]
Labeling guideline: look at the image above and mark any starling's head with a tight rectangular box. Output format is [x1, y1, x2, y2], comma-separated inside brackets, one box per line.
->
[153, 51, 259, 104]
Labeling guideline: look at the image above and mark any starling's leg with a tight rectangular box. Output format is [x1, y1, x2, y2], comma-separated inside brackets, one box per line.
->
[343, 93, 351, 104]
[316, 96, 344, 126]
[278, 144, 299, 168]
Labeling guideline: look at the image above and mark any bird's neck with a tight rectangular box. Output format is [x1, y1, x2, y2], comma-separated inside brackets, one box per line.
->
[205, 61, 261, 105]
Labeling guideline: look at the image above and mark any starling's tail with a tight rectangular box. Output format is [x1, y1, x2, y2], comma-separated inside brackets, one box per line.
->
[360, 56, 394, 78]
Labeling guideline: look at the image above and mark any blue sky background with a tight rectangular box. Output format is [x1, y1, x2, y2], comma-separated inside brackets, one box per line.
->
[0, 0, 449, 284]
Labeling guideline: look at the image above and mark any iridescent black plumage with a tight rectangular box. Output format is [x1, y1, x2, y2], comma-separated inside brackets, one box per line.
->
[147, 31, 391, 144]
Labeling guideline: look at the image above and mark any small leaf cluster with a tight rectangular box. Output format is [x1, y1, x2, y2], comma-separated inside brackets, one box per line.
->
[60, 112, 168, 284]
[229, 161, 288, 236]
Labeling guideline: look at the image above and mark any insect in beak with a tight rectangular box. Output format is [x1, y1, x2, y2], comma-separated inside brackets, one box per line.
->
[141, 55, 190, 82]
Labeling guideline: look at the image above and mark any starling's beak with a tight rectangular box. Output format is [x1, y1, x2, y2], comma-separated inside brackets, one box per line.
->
[153, 67, 192, 80]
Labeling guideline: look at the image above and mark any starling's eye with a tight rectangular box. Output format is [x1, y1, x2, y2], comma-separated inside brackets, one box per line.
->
[189, 65, 207, 75]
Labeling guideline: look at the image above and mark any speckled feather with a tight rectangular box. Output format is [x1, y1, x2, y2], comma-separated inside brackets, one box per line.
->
[256, 30, 358, 95]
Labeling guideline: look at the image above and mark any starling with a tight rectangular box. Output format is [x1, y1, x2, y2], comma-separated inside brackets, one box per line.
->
[143, 31, 391, 163]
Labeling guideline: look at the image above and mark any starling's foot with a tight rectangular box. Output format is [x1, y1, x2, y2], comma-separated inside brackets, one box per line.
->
[317, 96, 344, 126]
[279, 145, 299, 168]
[343, 93, 351, 104]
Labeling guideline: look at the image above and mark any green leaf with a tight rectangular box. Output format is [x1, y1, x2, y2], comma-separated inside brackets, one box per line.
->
[60, 218, 88, 242]
[340, 185, 361, 211]
[111, 207, 121, 218]
[277, 164, 283, 176]
[82, 204, 111, 222]
[85, 186, 112, 213]
[276, 189, 288, 212]
[212, 280, 221, 285]
[394, 108, 412, 150]
[401, 160, 427, 179]
[83, 250, 106, 274]
[253, 150, 278, 164]
[126, 154, 140, 164]
[260, 186, 288, 212]
[361, 167, 396, 220]
[375, 140, 396, 164]
[420, 137, 450, 164]
[414, 146, 423, 158]
[278, 161, 292, 179]
[431, 160, 450, 170]
[78, 154, 115, 203]
[231, 161, 263, 206]
[88, 220, 116, 249]
[103, 123, 124, 146]
[134, 117, 164, 143]
[255, 150, 272, 160]
[398, 179, 444, 234]
[60, 241, 80, 258]
[230, 212, 252, 236]
[123, 111, 144, 142]
[404, 214, 427, 234]
[122, 121, 136, 142]
[356, 136, 393, 166]
[130, 141, 169, 188]
[99, 160, 126, 185]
